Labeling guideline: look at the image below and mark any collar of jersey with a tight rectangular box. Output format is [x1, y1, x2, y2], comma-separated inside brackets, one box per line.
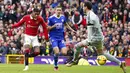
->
[87, 10, 92, 16]
[30, 15, 33, 19]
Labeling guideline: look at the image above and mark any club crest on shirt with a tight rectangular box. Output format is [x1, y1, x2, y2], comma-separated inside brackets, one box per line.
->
[62, 19, 64, 22]
[28, 21, 30, 23]
[62, 40, 65, 43]
[36, 21, 39, 24]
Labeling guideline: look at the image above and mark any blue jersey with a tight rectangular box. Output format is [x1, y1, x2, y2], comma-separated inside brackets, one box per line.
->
[48, 14, 66, 40]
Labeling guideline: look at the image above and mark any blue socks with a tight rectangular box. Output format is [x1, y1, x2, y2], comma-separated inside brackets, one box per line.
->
[54, 54, 58, 67]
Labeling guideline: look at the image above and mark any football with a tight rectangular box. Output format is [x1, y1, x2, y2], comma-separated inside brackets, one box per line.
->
[97, 55, 107, 65]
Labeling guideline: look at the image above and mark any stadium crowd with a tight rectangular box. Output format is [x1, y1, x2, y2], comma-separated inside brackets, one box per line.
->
[0, 0, 130, 58]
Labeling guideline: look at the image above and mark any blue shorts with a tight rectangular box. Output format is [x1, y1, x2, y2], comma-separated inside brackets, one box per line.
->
[50, 38, 66, 49]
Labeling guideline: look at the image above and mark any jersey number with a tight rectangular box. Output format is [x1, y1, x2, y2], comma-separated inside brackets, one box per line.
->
[55, 23, 62, 29]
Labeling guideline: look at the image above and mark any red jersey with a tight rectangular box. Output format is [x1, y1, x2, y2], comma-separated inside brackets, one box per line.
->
[12, 15, 48, 40]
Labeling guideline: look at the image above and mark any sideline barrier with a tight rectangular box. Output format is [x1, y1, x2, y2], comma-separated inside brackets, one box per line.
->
[34, 56, 67, 64]
[87, 57, 125, 66]
[6, 55, 34, 64]
[34, 56, 125, 66]
[1, 55, 130, 66]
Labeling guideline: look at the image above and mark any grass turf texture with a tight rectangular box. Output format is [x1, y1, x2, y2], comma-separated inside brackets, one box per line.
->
[0, 64, 130, 73]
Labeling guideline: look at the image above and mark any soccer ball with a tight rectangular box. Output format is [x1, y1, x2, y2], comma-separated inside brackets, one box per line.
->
[97, 55, 107, 65]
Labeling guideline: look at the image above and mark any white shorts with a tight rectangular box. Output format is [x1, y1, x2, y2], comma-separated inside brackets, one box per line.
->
[24, 34, 40, 47]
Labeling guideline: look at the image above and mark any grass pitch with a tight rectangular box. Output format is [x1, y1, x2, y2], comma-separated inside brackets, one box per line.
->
[0, 64, 130, 73]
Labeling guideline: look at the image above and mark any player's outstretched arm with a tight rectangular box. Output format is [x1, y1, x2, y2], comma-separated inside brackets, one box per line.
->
[41, 17, 49, 41]
[9, 16, 26, 28]
[65, 22, 76, 33]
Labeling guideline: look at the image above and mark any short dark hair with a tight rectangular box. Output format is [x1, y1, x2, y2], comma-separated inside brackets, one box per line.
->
[33, 8, 40, 12]
[84, 1, 92, 10]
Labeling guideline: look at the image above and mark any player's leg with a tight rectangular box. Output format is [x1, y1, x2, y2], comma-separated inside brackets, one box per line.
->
[29, 36, 40, 57]
[23, 45, 30, 71]
[61, 47, 67, 55]
[59, 40, 67, 55]
[66, 39, 89, 67]
[53, 46, 59, 71]
[28, 46, 40, 57]
[23, 35, 31, 71]
[94, 41, 126, 73]
[50, 39, 59, 70]
[73, 39, 89, 61]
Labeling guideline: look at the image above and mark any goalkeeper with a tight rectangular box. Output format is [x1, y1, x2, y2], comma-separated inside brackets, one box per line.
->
[66, 1, 126, 73]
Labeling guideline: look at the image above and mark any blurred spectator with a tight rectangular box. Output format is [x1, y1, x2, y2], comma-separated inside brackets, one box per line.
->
[123, 9, 128, 24]
[72, 10, 82, 30]
[92, 0, 98, 14]
[112, 9, 118, 23]
[128, 12, 130, 22]
[44, 42, 52, 56]
[0, 41, 9, 55]
[4, 0, 12, 5]
[9, 42, 19, 54]
[51, 0, 59, 8]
